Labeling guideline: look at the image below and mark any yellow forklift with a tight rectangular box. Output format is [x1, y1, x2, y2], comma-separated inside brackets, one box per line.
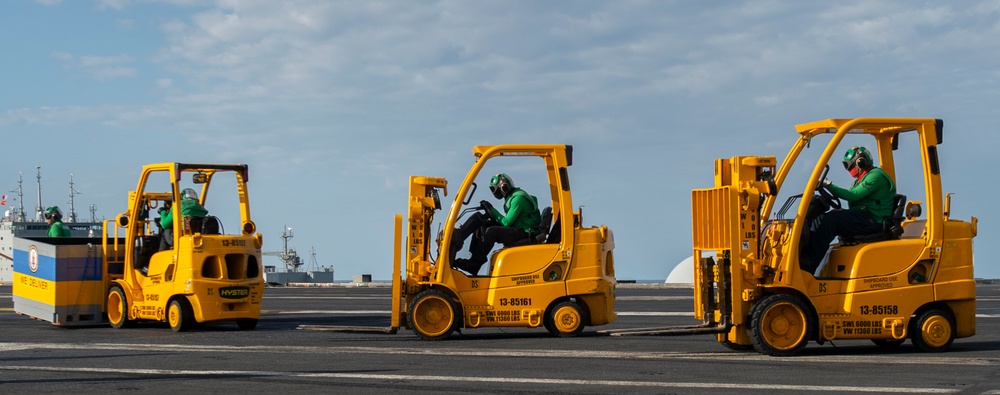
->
[606, 118, 977, 355]
[302, 145, 617, 339]
[104, 163, 265, 331]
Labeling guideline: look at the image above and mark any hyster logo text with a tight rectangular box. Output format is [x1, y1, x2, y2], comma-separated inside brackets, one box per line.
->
[219, 286, 250, 299]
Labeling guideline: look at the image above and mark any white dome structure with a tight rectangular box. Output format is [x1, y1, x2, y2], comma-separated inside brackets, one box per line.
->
[665, 255, 695, 284]
[665, 252, 716, 284]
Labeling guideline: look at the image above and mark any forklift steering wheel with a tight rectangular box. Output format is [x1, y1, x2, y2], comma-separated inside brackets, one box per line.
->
[815, 165, 842, 210]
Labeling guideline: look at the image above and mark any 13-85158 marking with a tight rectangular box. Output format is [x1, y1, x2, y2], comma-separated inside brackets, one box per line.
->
[860, 305, 898, 315]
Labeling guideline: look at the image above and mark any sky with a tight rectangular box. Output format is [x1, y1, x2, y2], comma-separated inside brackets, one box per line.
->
[1, 0, 997, 280]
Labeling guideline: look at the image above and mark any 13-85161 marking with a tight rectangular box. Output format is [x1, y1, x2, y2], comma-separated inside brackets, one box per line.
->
[499, 297, 531, 307]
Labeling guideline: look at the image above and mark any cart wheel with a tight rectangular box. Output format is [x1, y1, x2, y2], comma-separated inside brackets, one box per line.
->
[237, 319, 258, 330]
[107, 286, 131, 329]
[408, 289, 458, 340]
[911, 308, 955, 352]
[749, 294, 811, 356]
[545, 301, 585, 337]
[872, 339, 904, 351]
[168, 298, 194, 332]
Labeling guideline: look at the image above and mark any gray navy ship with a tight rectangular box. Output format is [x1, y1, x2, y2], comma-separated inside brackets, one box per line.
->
[1, 169, 104, 284]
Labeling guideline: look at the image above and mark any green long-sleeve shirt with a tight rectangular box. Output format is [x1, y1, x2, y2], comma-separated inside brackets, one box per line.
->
[161, 199, 209, 228]
[487, 188, 541, 234]
[828, 167, 897, 222]
[48, 222, 71, 237]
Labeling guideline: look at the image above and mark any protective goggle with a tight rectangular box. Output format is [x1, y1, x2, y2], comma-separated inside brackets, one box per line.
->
[842, 159, 855, 171]
[489, 184, 503, 199]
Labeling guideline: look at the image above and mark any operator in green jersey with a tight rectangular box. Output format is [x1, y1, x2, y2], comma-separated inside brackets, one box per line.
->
[159, 187, 209, 250]
[801, 146, 897, 272]
[452, 173, 541, 275]
[44, 206, 71, 237]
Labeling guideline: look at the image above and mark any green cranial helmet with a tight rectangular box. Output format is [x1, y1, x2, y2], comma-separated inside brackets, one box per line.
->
[44, 206, 62, 221]
[182, 188, 199, 201]
[842, 146, 873, 171]
[489, 173, 514, 199]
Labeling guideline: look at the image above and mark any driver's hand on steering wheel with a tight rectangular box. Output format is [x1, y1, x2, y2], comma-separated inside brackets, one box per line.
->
[822, 178, 833, 186]
[479, 200, 494, 213]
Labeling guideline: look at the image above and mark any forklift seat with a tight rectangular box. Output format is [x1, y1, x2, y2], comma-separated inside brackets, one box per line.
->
[840, 194, 907, 244]
[506, 207, 553, 247]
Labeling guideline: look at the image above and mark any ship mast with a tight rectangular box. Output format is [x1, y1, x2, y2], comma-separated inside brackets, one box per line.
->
[67, 174, 80, 223]
[13, 172, 26, 221]
[262, 226, 303, 272]
[35, 166, 43, 221]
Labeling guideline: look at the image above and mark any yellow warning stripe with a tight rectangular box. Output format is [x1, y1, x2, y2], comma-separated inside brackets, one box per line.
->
[12, 272, 104, 306]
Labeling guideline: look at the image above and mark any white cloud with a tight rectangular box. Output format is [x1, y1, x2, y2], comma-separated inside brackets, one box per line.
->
[116, 18, 135, 29]
[50, 52, 137, 81]
[9, 1, 1000, 279]
[99, 0, 130, 11]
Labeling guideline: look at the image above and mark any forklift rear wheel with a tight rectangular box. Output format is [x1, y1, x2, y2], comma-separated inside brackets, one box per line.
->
[872, 339, 904, 351]
[107, 286, 131, 329]
[911, 308, 955, 352]
[237, 319, 258, 330]
[749, 294, 810, 356]
[408, 289, 458, 340]
[168, 298, 194, 332]
[545, 301, 585, 337]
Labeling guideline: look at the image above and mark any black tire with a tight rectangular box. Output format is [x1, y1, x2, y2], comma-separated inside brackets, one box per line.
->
[408, 289, 459, 340]
[237, 319, 258, 330]
[910, 308, 955, 352]
[719, 340, 755, 352]
[107, 286, 131, 329]
[749, 294, 811, 356]
[872, 339, 905, 351]
[543, 315, 556, 335]
[168, 298, 194, 332]
[544, 301, 585, 337]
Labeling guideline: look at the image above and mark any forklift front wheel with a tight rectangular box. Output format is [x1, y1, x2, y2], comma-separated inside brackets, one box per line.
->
[168, 298, 194, 332]
[408, 289, 458, 340]
[911, 308, 955, 352]
[107, 286, 131, 329]
[749, 294, 810, 356]
[545, 301, 585, 338]
[719, 340, 755, 352]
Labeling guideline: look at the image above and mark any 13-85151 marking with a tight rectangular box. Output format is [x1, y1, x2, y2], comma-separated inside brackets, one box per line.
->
[222, 239, 246, 247]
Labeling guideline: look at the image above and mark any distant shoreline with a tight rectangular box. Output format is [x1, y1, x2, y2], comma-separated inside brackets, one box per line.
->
[260, 278, 999, 289]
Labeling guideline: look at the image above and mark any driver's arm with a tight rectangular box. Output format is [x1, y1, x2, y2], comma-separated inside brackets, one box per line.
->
[494, 195, 529, 227]
[829, 173, 891, 204]
[161, 209, 173, 228]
